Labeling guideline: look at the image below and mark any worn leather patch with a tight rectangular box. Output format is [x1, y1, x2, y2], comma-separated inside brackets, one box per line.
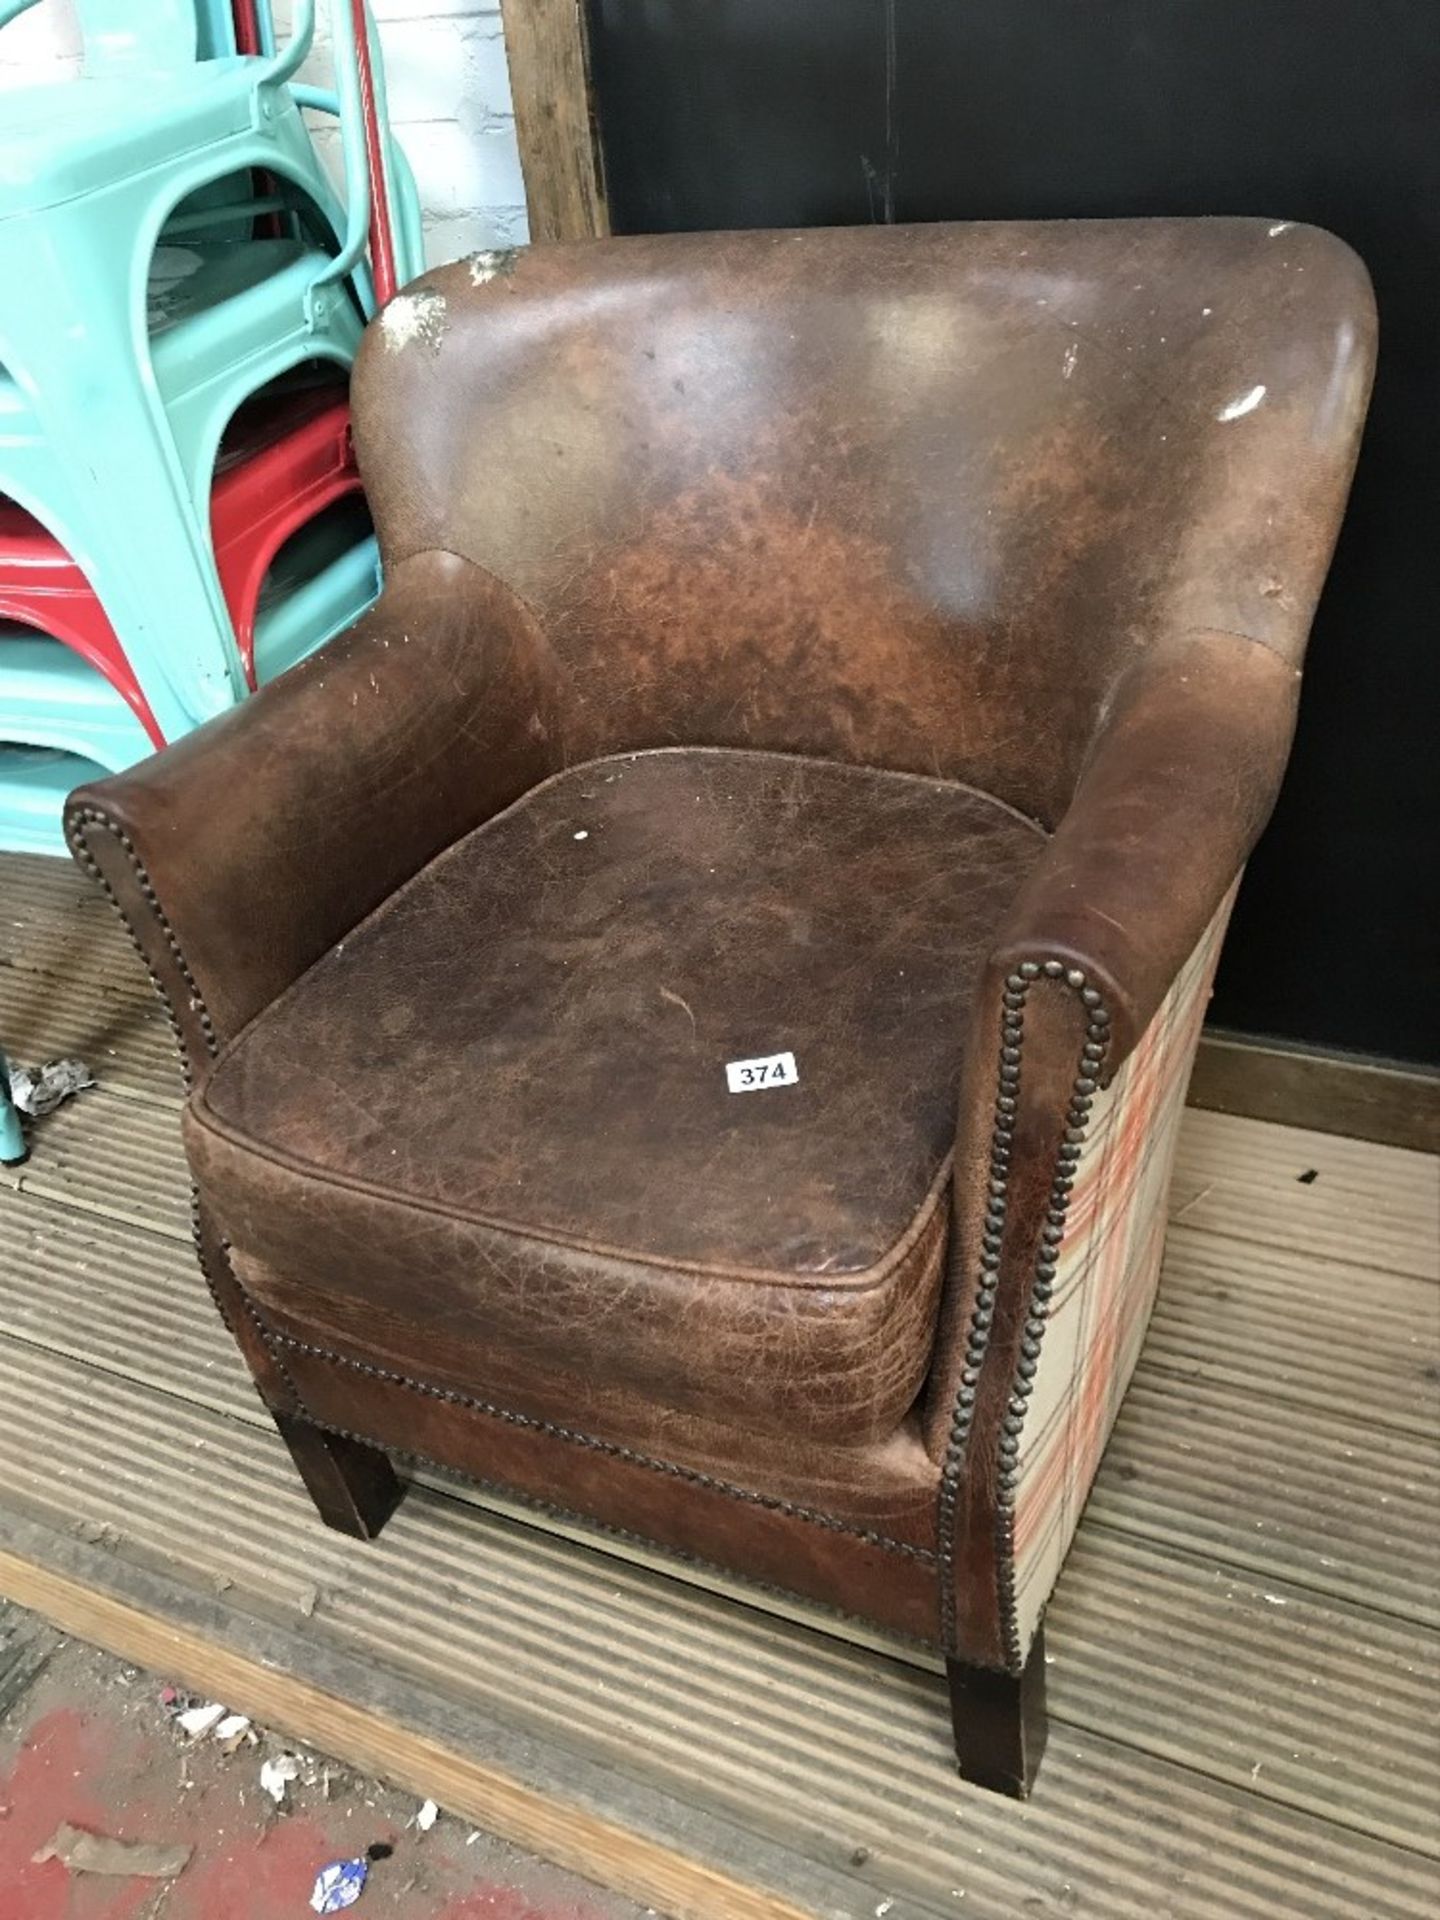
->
[191, 748, 1046, 1444]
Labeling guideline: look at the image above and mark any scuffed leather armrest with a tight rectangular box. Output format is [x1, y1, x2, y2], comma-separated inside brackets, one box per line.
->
[992, 628, 1301, 1073]
[926, 629, 1302, 1664]
[64, 549, 563, 1081]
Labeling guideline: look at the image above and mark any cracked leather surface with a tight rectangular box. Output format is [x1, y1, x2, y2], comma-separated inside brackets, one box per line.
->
[191, 747, 1046, 1445]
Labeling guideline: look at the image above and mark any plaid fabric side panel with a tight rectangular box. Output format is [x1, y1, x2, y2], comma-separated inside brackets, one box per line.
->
[1006, 892, 1235, 1660]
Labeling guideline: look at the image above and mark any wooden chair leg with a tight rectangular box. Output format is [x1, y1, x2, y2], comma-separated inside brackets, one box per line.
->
[272, 1411, 404, 1540]
[946, 1624, 1049, 1799]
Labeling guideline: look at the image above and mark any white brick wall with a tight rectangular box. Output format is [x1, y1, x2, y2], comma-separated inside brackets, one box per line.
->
[0, 1, 528, 264]
[0, 1, 82, 84]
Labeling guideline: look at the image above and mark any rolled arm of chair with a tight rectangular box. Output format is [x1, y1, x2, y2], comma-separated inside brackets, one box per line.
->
[992, 629, 1303, 1073]
[928, 628, 1302, 1669]
[65, 549, 564, 1083]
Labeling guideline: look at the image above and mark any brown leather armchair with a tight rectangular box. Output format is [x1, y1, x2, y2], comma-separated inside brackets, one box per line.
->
[66, 220, 1374, 1796]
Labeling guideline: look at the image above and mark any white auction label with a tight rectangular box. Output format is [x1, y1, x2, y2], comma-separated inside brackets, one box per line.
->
[725, 1051, 799, 1094]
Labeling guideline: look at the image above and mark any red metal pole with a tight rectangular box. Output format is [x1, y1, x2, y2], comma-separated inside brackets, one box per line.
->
[232, 0, 262, 55]
[350, 0, 399, 306]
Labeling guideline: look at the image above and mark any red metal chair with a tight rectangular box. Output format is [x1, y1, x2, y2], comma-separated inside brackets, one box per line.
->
[0, 501, 167, 747]
[210, 383, 361, 688]
[0, 379, 361, 736]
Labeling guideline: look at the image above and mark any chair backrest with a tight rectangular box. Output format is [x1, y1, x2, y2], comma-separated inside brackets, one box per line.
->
[351, 219, 1375, 828]
[0, 0, 238, 62]
[72, 0, 230, 66]
[77, 0, 193, 64]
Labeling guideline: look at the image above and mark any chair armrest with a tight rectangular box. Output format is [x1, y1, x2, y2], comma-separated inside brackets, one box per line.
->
[65, 550, 563, 1082]
[992, 628, 1301, 1074]
[926, 628, 1300, 1667]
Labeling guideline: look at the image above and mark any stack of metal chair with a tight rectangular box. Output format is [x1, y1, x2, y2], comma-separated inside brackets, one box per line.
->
[0, 0, 421, 855]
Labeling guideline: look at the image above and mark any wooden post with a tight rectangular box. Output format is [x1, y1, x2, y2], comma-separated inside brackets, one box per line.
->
[499, 0, 610, 244]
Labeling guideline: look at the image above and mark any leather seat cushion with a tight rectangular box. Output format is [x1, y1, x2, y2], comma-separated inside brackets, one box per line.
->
[187, 748, 1047, 1444]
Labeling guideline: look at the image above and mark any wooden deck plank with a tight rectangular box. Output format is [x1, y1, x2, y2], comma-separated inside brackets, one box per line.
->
[0, 956, 181, 1110]
[0, 1346, 1434, 1915]
[1091, 1375, 1440, 1626]
[0, 853, 151, 1003]
[0, 1088, 190, 1242]
[1053, 1527, 1438, 1848]
[1147, 1226, 1439, 1437]
[0, 1322, 1430, 1854]
[1170, 1107, 1438, 1281]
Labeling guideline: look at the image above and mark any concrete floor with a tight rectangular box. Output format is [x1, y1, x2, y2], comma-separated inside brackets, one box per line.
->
[0, 1603, 651, 1920]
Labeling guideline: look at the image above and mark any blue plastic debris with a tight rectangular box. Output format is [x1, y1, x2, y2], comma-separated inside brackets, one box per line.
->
[311, 1857, 368, 1913]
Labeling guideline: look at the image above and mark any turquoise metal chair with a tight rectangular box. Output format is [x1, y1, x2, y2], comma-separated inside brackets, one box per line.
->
[0, 1, 413, 1153]
[0, 0, 414, 1149]
[0, 0, 421, 724]
[0, 509, 379, 854]
[0, 626, 152, 778]
[54, 0, 240, 64]
[0, 1, 364, 736]
[0, 2, 417, 766]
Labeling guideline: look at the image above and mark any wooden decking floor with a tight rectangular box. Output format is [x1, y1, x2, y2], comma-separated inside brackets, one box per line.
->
[0, 850, 1436, 1918]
